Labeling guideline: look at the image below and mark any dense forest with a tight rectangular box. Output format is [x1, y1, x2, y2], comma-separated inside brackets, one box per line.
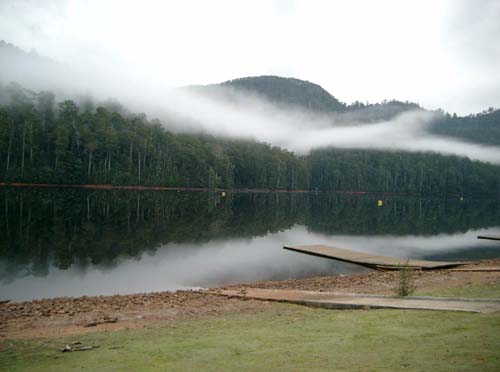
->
[308, 149, 500, 196]
[432, 108, 500, 146]
[2, 189, 500, 279]
[0, 83, 308, 189]
[1, 81, 500, 196]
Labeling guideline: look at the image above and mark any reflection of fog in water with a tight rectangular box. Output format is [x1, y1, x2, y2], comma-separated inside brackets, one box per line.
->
[0, 227, 367, 301]
[292, 226, 500, 260]
[1, 225, 499, 301]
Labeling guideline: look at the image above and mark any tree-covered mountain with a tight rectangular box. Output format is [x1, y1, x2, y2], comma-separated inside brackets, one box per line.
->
[432, 108, 500, 146]
[0, 82, 499, 196]
[209, 76, 500, 144]
[0, 40, 69, 96]
[1, 42, 499, 196]
[218, 76, 347, 112]
[199, 75, 421, 123]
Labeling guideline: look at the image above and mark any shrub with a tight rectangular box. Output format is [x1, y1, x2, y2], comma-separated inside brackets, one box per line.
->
[396, 261, 416, 296]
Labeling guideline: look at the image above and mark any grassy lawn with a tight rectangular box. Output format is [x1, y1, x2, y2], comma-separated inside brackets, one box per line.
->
[415, 280, 500, 299]
[1, 283, 499, 372]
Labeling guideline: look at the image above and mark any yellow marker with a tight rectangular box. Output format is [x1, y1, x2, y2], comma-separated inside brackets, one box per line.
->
[377, 200, 383, 207]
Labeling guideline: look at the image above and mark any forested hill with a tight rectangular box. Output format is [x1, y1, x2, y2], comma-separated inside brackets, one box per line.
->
[205, 76, 500, 144]
[0, 43, 499, 195]
[1, 82, 500, 196]
[198, 76, 419, 122]
[219, 76, 346, 112]
[432, 109, 500, 146]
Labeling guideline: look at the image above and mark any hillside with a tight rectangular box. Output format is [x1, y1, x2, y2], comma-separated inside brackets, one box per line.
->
[207, 75, 499, 144]
[0, 40, 67, 95]
[0, 42, 499, 195]
[432, 109, 500, 146]
[1, 82, 499, 196]
[216, 76, 422, 123]
[218, 75, 346, 112]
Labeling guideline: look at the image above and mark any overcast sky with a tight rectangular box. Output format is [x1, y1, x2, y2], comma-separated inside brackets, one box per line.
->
[1, 0, 499, 114]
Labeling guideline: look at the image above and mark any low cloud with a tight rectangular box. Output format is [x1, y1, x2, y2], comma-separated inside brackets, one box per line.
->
[1, 42, 500, 165]
[160, 88, 500, 164]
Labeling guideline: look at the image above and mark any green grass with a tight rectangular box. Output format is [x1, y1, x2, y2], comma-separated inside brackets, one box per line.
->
[2, 282, 499, 372]
[415, 280, 500, 298]
[1, 303, 499, 372]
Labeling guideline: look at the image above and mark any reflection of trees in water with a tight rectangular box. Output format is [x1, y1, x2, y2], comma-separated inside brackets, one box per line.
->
[307, 194, 500, 236]
[0, 189, 300, 280]
[1, 188, 499, 279]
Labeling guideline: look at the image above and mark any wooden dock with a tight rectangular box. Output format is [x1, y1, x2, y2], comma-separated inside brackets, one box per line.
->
[283, 245, 464, 270]
[478, 235, 500, 241]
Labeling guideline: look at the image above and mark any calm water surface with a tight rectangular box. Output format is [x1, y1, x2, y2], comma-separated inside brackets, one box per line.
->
[1, 188, 499, 301]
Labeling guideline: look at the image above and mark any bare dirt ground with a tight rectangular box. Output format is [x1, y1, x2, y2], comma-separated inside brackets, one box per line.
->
[234, 259, 500, 294]
[1, 259, 499, 340]
[0, 292, 273, 340]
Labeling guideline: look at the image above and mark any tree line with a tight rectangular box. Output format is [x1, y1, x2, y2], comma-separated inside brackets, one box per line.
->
[1, 83, 499, 196]
[431, 108, 500, 146]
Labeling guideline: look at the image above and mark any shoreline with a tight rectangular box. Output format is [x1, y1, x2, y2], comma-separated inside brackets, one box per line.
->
[2, 182, 496, 198]
[1, 258, 499, 340]
[0, 182, 429, 196]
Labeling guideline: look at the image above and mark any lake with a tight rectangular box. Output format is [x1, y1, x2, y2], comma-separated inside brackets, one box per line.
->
[1, 188, 500, 301]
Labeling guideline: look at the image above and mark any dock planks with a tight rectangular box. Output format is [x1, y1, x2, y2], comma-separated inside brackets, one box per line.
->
[283, 244, 464, 270]
[478, 235, 500, 241]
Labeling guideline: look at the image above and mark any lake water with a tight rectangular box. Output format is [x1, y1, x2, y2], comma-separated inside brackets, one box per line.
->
[1, 188, 500, 301]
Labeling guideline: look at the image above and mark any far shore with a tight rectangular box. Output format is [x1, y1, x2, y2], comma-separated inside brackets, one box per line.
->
[0, 181, 475, 197]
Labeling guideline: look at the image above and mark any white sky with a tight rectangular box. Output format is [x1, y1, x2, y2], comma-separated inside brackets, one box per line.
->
[1, 0, 499, 114]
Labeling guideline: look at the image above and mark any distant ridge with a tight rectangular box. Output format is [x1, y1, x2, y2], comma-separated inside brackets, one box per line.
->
[202, 75, 500, 145]
[0, 40, 68, 94]
[219, 75, 346, 113]
[193, 75, 422, 123]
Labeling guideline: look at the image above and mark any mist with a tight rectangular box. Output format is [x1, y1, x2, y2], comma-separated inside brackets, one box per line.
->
[164, 88, 500, 164]
[1, 40, 500, 165]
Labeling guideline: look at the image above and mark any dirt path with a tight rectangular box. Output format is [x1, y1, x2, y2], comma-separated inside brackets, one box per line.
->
[1, 259, 499, 340]
[214, 288, 500, 313]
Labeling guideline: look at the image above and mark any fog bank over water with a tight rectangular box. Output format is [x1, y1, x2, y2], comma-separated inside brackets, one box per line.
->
[294, 226, 500, 258]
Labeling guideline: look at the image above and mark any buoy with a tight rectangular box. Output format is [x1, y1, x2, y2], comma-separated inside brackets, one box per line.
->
[377, 200, 383, 207]
[460, 196, 464, 201]
[221, 191, 226, 197]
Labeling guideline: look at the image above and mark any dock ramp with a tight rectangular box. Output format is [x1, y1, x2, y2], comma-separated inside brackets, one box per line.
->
[284, 245, 464, 270]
